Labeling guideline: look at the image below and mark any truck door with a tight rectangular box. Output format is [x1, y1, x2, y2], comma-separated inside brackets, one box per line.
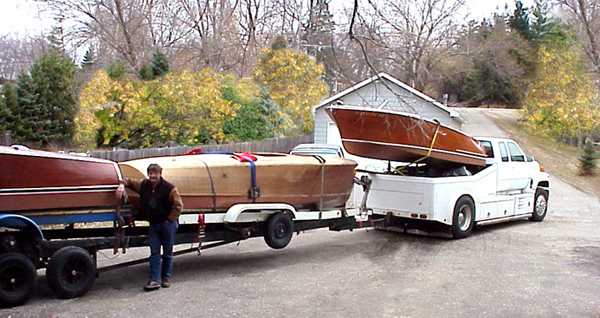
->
[497, 141, 531, 192]
[507, 141, 532, 189]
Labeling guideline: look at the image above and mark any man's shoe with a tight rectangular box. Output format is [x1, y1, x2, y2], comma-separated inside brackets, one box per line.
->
[161, 278, 170, 288]
[143, 281, 161, 291]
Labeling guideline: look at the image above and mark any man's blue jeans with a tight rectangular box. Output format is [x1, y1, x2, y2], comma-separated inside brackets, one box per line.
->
[148, 221, 178, 282]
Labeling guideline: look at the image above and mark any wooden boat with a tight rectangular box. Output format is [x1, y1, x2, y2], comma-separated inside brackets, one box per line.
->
[119, 152, 357, 212]
[325, 105, 488, 166]
[0, 146, 122, 217]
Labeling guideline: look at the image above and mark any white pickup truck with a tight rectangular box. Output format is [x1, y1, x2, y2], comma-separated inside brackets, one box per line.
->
[354, 137, 550, 238]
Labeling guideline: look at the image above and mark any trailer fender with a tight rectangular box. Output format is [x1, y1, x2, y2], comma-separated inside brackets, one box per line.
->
[223, 203, 297, 223]
[0, 214, 44, 241]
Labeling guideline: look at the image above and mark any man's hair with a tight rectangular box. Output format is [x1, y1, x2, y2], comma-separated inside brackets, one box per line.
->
[147, 163, 163, 174]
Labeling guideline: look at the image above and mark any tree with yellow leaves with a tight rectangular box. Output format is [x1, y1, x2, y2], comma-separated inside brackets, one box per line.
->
[253, 39, 329, 135]
[76, 68, 236, 149]
[522, 24, 600, 146]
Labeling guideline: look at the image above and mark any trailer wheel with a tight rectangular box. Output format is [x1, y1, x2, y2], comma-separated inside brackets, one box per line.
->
[452, 196, 475, 239]
[47, 246, 96, 299]
[264, 212, 293, 249]
[529, 189, 548, 222]
[0, 253, 37, 308]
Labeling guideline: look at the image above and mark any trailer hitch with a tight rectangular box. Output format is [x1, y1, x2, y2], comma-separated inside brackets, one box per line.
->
[353, 175, 372, 216]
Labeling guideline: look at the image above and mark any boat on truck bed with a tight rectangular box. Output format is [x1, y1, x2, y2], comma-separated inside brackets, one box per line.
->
[325, 105, 488, 166]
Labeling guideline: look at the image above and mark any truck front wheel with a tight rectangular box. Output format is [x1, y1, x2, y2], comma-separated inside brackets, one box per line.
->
[529, 189, 548, 222]
[452, 196, 475, 239]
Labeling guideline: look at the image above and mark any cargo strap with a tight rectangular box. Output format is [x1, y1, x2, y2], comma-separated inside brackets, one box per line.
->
[196, 213, 205, 255]
[312, 155, 327, 213]
[114, 206, 126, 254]
[193, 152, 258, 208]
[194, 158, 218, 212]
[394, 120, 441, 175]
[234, 153, 259, 202]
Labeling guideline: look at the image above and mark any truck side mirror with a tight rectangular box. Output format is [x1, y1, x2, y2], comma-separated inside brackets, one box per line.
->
[527, 156, 534, 162]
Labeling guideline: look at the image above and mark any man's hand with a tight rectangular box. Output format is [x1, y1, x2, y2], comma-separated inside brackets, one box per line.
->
[116, 183, 126, 198]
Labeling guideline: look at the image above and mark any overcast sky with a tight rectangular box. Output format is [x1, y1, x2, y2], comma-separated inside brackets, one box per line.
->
[0, 0, 536, 36]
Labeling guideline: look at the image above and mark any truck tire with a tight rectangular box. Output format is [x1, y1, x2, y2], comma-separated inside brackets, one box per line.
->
[264, 212, 293, 249]
[529, 189, 548, 222]
[452, 196, 475, 239]
[47, 246, 96, 299]
[0, 253, 37, 308]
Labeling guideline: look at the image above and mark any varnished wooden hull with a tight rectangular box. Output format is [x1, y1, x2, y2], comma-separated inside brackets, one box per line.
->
[0, 146, 122, 213]
[119, 153, 358, 212]
[325, 105, 487, 166]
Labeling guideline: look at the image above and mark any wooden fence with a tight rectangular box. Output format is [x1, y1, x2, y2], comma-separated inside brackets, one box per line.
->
[89, 135, 313, 162]
[0, 131, 11, 146]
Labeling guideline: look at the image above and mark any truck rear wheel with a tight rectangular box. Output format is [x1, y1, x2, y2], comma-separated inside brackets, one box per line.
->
[529, 189, 548, 222]
[452, 196, 475, 239]
[0, 253, 37, 308]
[47, 246, 96, 299]
[264, 212, 293, 249]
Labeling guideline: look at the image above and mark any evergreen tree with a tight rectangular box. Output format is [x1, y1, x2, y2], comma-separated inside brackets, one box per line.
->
[81, 48, 95, 69]
[303, 0, 336, 91]
[107, 61, 128, 80]
[139, 64, 154, 81]
[579, 142, 598, 175]
[14, 51, 77, 146]
[221, 83, 282, 141]
[0, 88, 9, 134]
[15, 72, 38, 141]
[151, 48, 169, 78]
[140, 49, 170, 81]
[0, 82, 18, 134]
[509, 1, 534, 41]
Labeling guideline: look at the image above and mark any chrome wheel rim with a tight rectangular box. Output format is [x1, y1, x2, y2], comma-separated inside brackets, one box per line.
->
[458, 205, 472, 231]
[535, 195, 547, 216]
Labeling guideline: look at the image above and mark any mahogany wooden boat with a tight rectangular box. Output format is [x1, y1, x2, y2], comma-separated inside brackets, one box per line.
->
[119, 152, 358, 212]
[0, 146, 122, 216]
[325, 105, 488, 166]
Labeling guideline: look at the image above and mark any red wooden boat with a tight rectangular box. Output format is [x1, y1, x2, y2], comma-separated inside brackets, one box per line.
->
[119, 152, 357, 212]
[0, 146, 122, 217]
[325, 105, 488, 166]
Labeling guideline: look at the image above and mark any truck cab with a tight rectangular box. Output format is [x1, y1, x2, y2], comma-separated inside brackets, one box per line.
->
[480, 138, 541, 193]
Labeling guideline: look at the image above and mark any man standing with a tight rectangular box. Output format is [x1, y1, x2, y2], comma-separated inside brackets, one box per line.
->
[116, 163, 183, 291]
